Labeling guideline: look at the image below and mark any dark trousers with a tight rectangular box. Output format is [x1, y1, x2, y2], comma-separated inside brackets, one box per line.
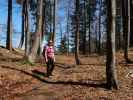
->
[46, 58, 55, 76]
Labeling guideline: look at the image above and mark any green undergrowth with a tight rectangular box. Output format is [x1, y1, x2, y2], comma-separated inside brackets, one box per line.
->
[20, 59, 35, 66]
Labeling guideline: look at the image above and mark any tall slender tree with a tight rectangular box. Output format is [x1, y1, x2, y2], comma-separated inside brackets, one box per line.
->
[127, 0, 131, 50]
[66, 8, 70, 55]
[130, 0, 133, 47]
[98, 0, 102, 54]
[106, 0, 118, 89]
[42, 0, 46, 38]
[83, 0, 87, 54]
[50, 0, 52, 33]
[75, 0, 81, 65]
[19, 1, 25, 48]
[6, 0, 12, 51]
[52, 0, 56, 44]
[87, 0, 91, 54]
[25, 0, 30, 57]
[122, 0, 132, 63]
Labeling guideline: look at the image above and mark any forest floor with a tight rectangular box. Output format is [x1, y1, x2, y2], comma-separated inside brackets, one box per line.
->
[0, 47, 133, 100]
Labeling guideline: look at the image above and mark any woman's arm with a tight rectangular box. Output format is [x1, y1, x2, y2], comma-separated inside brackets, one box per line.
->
[45, 47, 48, 63]
[53, 47, 55, 62]
[53, 54, 55, 62]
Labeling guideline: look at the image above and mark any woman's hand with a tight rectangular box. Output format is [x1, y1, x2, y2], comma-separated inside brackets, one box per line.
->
[45, 59, 48, 63]
[53, 59, 55, 62]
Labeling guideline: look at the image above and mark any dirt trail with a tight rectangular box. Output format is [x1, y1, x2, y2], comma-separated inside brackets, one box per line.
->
[0, 47, 133, 100]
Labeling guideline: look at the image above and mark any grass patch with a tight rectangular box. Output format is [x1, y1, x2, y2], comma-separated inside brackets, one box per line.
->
[43, 64, 47, 67]
[20, 59, 35, 66]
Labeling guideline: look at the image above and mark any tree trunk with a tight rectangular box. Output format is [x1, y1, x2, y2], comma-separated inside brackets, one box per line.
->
[106, 0, 118, 90]
[75, 0, 81, 65]
[95, 20, 98, 53]
[127, 0, 131, 60]
[66, 8, 70, 56]
[52, 0, 56, 44]
[98, 0, 102, 54]
[122, 0, 132, 62]
[38, 0, 46, 57]
[6, 0, 12, 51]
[28, 0, 43, 63]
[83, 0, 87, 55]
[88, 1, 91, 54]
[19, 1, 25, 48]
[50, 0, 52, 33]
[42, 0, 45, 39]
[130, 0, 133, 47]
[59, 23, 63, 42]
[25, 0, 30, 58]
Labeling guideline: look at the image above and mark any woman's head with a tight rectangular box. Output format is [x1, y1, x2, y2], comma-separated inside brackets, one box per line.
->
[48, 40, 53, 46]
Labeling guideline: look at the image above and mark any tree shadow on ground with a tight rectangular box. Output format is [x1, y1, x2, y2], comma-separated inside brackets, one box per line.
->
[0, 57, 21, 62]
[55, 62, 105, 69]
[80, 63, 105, 66]
[55, 63, 76, 69]
[32, 69, 47, 77]
[1, 65, 107, 89]
[118, 60, 133, 66]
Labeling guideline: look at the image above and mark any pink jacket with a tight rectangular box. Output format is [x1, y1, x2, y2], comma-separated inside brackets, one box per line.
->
[43, 46, 55, 62]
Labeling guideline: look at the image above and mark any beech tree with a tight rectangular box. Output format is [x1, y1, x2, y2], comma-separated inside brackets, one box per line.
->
[28, 0, 43, 62]
[106, 0, 118, 89]
[25, 0, 30, 57]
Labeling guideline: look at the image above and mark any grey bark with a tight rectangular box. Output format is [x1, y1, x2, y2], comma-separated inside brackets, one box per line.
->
[106, 0, 118, 89]
[19, 1, 25, 48]
[28, 0, 43, 63]
[25, 0, 30, 57]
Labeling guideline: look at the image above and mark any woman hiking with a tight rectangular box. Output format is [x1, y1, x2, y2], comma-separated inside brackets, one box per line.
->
[43, 40, 55, 77]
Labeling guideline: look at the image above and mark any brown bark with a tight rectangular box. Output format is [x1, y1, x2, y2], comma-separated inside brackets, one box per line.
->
[75, 0, 81, 65]
[6, 0, 12, 51]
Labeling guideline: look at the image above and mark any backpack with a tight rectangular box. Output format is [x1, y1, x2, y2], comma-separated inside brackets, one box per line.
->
[42, 45, 47, 57]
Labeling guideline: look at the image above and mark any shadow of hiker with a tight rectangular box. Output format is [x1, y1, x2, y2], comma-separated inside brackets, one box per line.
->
[1, 65, 106, 89]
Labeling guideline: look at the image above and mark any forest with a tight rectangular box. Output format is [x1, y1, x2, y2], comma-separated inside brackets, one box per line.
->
[0, 0, 133, 99]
